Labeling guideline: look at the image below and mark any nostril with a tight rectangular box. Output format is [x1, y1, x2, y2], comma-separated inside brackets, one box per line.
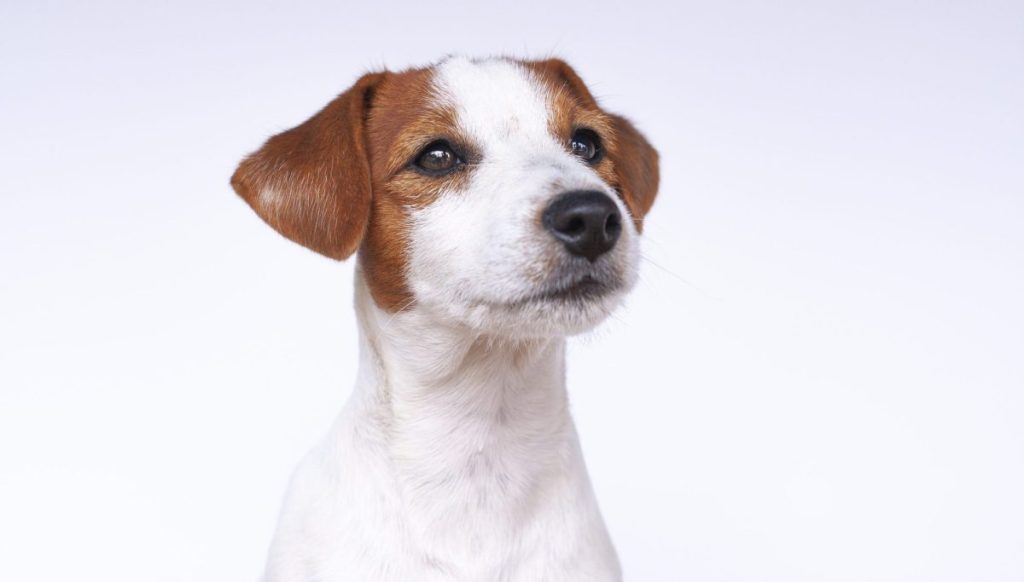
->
[604, 212, 621, 237]
[563, 216, 586, 236]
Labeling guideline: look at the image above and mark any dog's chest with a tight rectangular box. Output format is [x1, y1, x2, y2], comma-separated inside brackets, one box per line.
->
[261, 313, 621, 581]
[266, 425, 618, 581]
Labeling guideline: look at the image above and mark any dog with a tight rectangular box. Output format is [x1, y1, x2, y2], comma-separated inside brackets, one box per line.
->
[231, 56, 659, 581]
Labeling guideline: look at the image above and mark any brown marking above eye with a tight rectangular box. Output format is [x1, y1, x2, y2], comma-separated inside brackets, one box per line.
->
[522, 58, 659, 230]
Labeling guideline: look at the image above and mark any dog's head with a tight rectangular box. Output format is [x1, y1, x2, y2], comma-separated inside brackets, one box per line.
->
[232, 57, 659, 337]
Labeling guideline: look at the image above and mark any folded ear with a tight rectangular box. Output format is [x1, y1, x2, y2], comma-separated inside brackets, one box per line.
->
[230, 72, 384, 260]
[607, 113, 660, 229]
[532, 59, 660, 229]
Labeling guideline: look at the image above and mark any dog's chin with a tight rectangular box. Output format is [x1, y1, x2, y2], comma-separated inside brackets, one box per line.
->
[425, 274, 632, 339]
[503, 280, 627, 337]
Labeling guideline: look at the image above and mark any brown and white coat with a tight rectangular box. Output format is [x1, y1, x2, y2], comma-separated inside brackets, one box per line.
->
[232, 56, 658, 581]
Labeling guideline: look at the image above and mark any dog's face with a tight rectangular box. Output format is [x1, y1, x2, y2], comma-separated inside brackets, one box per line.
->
[232, 57, 658, 337]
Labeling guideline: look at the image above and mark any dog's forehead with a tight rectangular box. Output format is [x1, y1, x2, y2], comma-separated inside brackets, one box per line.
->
[431, 57, 553, 144]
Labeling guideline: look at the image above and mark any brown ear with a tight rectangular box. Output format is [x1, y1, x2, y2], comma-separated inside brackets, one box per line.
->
[531, 59, 660, 229]
[230, 72, 384, 260]
[607, 113, 660, 229]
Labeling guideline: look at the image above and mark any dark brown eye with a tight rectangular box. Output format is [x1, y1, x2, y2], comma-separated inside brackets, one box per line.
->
[570, 129, 602, 163]
[413, 141, 461, 175]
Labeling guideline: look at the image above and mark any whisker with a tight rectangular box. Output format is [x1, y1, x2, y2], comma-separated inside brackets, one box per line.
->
[639, 254, 718, 300]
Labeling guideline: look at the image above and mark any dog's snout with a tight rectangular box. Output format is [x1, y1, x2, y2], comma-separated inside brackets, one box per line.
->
[542, 190, 622, 262]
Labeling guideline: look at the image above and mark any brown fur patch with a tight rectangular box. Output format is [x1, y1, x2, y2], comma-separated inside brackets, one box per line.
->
[231, 65, 469, 312]
[524, 59, 660, 231]
[360, 67, 468, 311]
[231, 72, 384, 260]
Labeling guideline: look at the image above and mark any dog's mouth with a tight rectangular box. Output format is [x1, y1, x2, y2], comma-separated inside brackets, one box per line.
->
[516, 274, 618, 306]
[537, 276, 609, 301]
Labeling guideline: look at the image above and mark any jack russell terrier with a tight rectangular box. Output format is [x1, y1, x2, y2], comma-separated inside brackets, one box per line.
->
[231, 56, 659, 581]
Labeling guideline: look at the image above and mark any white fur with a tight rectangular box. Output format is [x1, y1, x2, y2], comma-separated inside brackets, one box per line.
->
[262, 58, 639, 581]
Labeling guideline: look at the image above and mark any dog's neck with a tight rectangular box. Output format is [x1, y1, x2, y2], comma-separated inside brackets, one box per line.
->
[345, 272, 583, 541]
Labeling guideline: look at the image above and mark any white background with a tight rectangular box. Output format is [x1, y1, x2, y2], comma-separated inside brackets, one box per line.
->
[2, 1, 1022, 581]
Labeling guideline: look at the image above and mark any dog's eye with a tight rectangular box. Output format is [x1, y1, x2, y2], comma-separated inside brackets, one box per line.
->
[570, 129, 602, 163]
[413, 141, 462, 175]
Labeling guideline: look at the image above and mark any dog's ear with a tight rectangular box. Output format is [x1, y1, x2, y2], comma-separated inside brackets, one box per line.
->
[606, 113, 659, 229]
[533, 59, 660, 230]
[230, 72, 384, 260]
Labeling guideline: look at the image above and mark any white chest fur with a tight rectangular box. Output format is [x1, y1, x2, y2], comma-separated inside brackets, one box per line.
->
[262, 275, 621, 582]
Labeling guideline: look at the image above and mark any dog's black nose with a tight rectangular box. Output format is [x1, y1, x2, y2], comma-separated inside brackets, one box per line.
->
[542, 190, 622, 262]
